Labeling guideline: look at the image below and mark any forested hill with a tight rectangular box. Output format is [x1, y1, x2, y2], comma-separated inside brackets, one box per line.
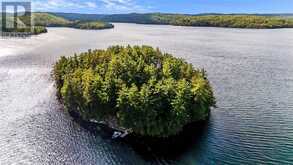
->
[52, 12, 293, 29]
[3, 12, 293, 29]
[31, 13, 113, 29]
[32, 13, 71, 26]
[0, 12, 114, 33]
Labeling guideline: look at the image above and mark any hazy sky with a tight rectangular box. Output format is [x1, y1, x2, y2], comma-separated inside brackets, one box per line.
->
[2, 0, 293, 14]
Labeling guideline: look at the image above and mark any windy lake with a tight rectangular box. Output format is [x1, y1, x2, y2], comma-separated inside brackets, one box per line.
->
[0, 23, 293, 164]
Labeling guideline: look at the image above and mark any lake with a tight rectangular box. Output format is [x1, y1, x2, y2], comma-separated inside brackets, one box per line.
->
[0, 23, 293, 164]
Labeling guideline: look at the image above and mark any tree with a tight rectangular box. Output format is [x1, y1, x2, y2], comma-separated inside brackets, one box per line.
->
[54, 45, 216, 137]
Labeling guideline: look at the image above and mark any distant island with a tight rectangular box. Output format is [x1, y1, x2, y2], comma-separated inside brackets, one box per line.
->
[53, 45, 216, 138]
[70, 21, 114, 30]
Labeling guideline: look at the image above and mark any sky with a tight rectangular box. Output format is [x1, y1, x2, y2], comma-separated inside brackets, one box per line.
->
[1, 0, 293, 14]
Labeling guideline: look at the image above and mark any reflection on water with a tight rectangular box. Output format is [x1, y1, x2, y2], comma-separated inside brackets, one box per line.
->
[0, 23, 293, 164]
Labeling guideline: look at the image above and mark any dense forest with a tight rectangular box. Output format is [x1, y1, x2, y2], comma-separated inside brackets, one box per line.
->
[30, 13, 114, 29]
[1, 26, 47, 34]
[1, 13, 114, 35]
[31, 13, 71, 27]
[69, 21, 114, 30]
[53, 12, 293, 29]
[0, 15, 47, 35]
[53, 45, 216, 138]
[31, 13, 114, 30]
[150, 14, 293, 28]
[2, 12, 293, 33]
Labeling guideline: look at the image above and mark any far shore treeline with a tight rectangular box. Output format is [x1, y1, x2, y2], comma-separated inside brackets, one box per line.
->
[0, 13, 114, 35]
[53, 12, 293, 29]
[2, 12, 293, 35]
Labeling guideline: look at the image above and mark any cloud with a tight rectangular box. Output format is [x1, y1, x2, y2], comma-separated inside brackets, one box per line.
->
[85, 2, 97, 8]
[99, 0, 147, 13]
[32, 0, 98, 11]
[3, 0, 149, 13]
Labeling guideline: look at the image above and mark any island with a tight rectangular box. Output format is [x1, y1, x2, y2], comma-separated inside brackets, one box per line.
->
[53, 45, 216, 138]
[70, 21, 114, 30]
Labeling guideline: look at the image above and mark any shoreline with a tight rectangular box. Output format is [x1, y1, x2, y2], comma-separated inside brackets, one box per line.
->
[109, 22, 293, 29]
[67, 108, 210, 157]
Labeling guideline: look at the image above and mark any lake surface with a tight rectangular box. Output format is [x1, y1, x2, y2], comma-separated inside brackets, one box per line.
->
[1, 23, 293, 164]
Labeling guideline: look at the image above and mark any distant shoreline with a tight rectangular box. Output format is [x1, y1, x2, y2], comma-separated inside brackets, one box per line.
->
[51, 13, 293, 29]
[3, 12, 293, 31]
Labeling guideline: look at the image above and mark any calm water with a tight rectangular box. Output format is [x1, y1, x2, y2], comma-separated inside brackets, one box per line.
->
[1, 23, 293, 164]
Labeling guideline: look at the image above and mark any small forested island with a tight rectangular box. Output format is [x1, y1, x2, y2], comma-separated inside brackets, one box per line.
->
[70, 21, 114, 30]
[53, 45, 216, 138]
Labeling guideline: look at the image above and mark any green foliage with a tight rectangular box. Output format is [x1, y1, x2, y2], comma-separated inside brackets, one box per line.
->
[32, 13, 71, 26]
[71, 21, 114, 30]
[3, 13, 293, 31]
[31, 26, 48, 34]
[53, 12, 293, 29]
[30, 13, 114, 30]
[54, 45, 216, 137]
[1, 13, 113, 35]
[150, 14, 293, 29]
[0, 15, 47, 34]
[0, 25, 47, 34]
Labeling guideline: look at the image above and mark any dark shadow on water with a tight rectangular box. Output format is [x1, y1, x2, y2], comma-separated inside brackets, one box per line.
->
[122, 121, 209, 161]
[69, 110, 209, 162]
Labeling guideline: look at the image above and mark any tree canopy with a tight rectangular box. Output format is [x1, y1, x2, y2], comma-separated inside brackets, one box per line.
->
[69, 21, 114, 30]
[54, 45, 216, 137]
[149, 14, 293, 29]
[0, 13, 114, 35]
[54, 12, 293, 29]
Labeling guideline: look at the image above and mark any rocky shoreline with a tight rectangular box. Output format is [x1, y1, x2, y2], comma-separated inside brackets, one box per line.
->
[68, 109, 210, 157]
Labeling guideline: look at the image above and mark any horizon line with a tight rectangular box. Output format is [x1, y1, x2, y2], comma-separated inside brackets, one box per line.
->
[20, 11, 293, 15]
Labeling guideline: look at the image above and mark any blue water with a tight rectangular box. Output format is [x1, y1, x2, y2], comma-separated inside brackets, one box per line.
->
[0, 23, 293, 164]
